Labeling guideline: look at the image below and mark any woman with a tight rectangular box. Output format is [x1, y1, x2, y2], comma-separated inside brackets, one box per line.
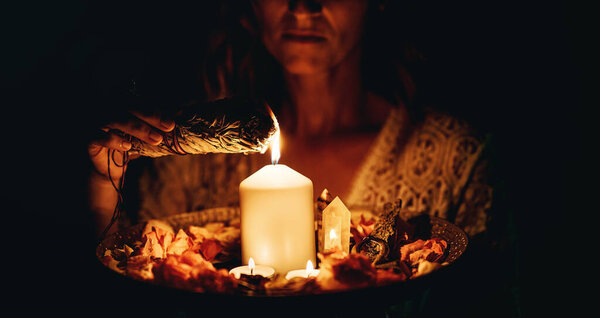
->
[88, 0, 493, 245]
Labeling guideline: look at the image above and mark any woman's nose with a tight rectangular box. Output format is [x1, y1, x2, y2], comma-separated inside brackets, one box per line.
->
[288, 0, 323, 14]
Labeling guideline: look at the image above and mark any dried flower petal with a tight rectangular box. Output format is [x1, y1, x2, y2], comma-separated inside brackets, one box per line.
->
[350, 214, 376, 245]
[317, 252, 377, 290]
[199, 239, 222, 262]
[413, 260, 443, 278]
[376, 268, 407, 285]
[400, 238, 447, 267]
[167, 229, 193, 255]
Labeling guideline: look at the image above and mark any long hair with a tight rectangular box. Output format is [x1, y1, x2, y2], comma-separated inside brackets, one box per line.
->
[201, 0, 426, 121]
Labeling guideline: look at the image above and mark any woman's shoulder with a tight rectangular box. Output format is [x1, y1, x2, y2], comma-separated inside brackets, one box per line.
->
[419, 106, 488, 142]
[393, 106, 490, 187]
[410, 107, 490, 173]
[372, 93, 487, 144]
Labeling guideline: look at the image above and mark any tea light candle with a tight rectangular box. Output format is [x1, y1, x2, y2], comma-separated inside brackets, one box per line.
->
[239, 130, 316, 274]
[285, 260, 320, 280]
[229, 257, 275, 279]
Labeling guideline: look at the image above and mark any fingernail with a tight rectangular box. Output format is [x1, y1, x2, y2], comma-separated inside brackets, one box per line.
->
[121, 140, 132, 150]
[149, 130, 163, 144]
[160, 119, 175, 131]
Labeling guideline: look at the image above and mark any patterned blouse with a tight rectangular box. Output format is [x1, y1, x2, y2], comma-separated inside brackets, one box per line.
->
[127, 107, 492, 238]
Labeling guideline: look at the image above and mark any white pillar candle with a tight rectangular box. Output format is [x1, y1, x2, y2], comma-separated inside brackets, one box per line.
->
[239, 130, 316, 274]
[239, 164, 315, 273]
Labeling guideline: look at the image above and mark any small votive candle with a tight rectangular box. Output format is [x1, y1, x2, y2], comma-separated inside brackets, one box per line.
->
[229, 257, 275, 279]
[285, 260, 320, 280]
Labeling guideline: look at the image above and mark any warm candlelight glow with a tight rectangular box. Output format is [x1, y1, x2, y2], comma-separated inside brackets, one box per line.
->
[327, 228, 340, 252]
[248, 257, 255, 275]
[270, 129, 281, 165]
[306, 260, 314, 277]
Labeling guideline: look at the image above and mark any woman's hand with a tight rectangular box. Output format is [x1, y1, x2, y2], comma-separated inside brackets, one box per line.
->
[87, 109, 175, 237]
[88, 110, 175, 184]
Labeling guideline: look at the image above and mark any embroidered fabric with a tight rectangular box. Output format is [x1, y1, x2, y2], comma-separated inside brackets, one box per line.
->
[345, 108, 492, 237]
[132, 108, 492, 237]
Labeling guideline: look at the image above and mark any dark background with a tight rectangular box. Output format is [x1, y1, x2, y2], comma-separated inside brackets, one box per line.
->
[5, 1, 594, 316]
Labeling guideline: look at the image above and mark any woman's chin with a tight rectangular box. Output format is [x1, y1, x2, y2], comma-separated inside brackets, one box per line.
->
[281, 58, 331, 75]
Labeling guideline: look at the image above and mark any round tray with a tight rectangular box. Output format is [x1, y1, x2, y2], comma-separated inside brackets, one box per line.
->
[95, 207, 468, 314]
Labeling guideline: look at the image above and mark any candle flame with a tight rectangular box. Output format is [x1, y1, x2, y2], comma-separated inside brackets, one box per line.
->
[330, 228, 337, 240]
[270, 129, 281, 165]
[264, 106, 281, 164]
[261, 105, 280, 155]
[306, 260, 314, 275]
[248, 257, 255, 274]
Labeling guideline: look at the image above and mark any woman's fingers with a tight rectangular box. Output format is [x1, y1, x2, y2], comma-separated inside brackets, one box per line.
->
[130, 110, 175, 132]
[89, 129, 133, 152]
[105, 114, 165, 145]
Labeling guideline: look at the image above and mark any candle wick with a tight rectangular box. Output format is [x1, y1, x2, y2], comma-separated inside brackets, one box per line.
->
[251, 268, 254, 276]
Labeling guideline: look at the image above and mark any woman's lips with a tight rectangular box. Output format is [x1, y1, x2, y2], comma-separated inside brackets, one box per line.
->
[281, 30, 327, 43]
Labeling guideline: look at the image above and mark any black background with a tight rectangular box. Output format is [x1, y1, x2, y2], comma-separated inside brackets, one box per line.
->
[4, 1, 595, 316]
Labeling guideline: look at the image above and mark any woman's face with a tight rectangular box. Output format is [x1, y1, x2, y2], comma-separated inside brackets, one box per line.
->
[252, 0, 369, 75]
